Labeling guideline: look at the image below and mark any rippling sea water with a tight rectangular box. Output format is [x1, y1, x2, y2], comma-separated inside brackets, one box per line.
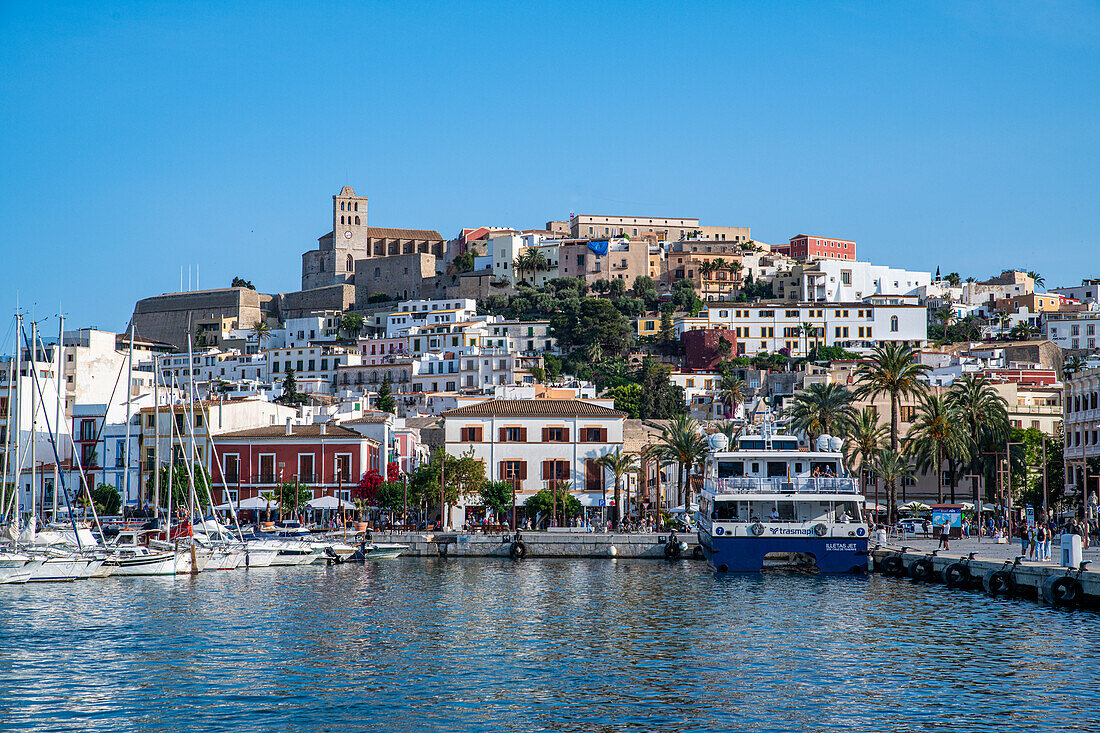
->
[0, 559, 1097, 732]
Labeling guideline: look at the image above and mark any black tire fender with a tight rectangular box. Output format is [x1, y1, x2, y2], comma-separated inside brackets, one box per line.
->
[942, 563, 971, 589]
[984, 569, 1015, 596]
[813, 523, 828, 538]
[664, 541, 682, 560]
[880, 555, 904, 576]
[750, 523, 766, 537]
[1043, 576, 1083, 607]
[909, 558, 934, 582]
[509, 541, 527, 560]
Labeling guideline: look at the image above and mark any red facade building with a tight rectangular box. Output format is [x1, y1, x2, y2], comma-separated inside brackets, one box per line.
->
[209, 424, 380, 505]
[683, 328, 739, 371]
[779, 234, 856, 261]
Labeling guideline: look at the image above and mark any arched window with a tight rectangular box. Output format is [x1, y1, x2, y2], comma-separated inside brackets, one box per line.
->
[354, 202, 358, 211]
[340, 215, 345, 225]
[354, 216, 360, 225]
[346, 254, 354, 272]
[890, 316, 899, 332]
[319, 258, 325, 272]
[340, 202, 345, 211]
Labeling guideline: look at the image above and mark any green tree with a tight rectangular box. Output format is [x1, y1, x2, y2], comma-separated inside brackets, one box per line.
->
[658, 308, 675, 343]
[454, 246, 478, 273]
[543, 354, 563, 380]
[376, 375, 396, 413]
[947, 374, 1010, 503]
[91, 483, 122, 515]
[844, 407, 888, 502]
[597, 448, 639, 527]
[250, 319, 272, 349]
[1027, 270, 1045, 290]
[524, 488, 581, 526]
[478, 480, 515, 522]
[944, 272, 962, 287]
[275, 481, 313, 515]
[873, 448, 913, 524]
[906, 395, 970, 504]
[636, 358, 687, 419]
[855, 343, 930, 453]
[144, 463, 212, 508]
[608, 382, 643, 418]
[340, 312, 365, 338]
[278, 365, 307, 405]
[788, 382, 856, 442]
[232, 277, 256, 290]
[716, 373, 747, 418]
[515, 248, 549, 284]
[658, 414, 708, 507]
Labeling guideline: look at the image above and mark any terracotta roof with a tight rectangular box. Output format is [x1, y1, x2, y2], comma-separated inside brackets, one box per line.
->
[342, 413, 393, 424]
[441, 399, 625, 418]
[216, 424, 373, 440]
[366, 227, 444, 240]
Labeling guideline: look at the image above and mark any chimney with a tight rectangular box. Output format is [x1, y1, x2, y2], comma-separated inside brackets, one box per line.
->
[320, 422, 326, 435]
[285, 417, 293, 436]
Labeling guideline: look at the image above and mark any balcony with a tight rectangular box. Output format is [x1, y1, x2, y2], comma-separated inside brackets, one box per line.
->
[705, 476, 859, 495]
[253, 473, 278, 484]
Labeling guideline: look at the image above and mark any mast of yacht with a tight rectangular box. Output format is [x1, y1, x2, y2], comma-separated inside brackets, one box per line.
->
[121, 324, 134, 511]
[1, 330, 14, 524]
[53, 312, 63, 522]
[12, 313, 22, 539]
[153, 354, 160, 521]
[198, 399, 245, 540]
[170, 374, 201, 532]
[29, 319, 37, 527]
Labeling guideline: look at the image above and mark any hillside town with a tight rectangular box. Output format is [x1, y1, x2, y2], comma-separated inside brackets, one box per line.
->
[3, 185, 1099, 531]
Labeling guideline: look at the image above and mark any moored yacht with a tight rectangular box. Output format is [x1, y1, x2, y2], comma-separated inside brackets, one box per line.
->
[697, 420, 869, 573]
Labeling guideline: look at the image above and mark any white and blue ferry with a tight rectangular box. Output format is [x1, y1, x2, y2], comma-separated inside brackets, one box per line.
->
[697, 420, 869, 573]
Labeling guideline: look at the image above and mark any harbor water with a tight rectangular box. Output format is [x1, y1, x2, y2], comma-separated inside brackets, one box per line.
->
[1, 559, 1098, 732]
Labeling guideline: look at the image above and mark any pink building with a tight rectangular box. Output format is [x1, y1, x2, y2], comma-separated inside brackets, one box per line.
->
[359, 337, 410, 364]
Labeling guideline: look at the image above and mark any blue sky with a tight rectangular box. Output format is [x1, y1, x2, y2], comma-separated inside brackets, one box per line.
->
[1, 1, 1097, 332]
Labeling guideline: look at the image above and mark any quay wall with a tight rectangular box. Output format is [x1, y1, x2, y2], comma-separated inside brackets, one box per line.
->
[371, 531, 701, 560]
[870, 547, 1100, 606]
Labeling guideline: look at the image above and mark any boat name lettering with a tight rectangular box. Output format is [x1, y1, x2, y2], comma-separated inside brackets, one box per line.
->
[825, 543, 857, 552]
[768, 527, 814, 536]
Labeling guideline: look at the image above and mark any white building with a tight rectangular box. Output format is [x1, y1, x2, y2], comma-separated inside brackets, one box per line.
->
[488, 232, 560, 286]
[1050, 279, 1100, 305]
[774, 260, 932, 303]
[1063, 366, 1100, 502]
[1043, 310, 1100, 352]
[441, 398, 626, 526]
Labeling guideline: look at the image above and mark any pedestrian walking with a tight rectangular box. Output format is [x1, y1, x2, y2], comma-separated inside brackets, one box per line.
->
[938, 519, 951, 550]
[1028, 524, 1037, 560]
[1019, 523, 1029, 554]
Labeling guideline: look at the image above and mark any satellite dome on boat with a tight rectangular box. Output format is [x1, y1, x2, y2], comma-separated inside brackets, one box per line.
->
[707, 433, 729, 451]
[816, 435, 832, 451]
[828, 436, 844, 452]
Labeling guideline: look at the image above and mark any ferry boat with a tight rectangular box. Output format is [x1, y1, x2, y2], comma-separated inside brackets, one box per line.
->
[696, 419, 869, 573]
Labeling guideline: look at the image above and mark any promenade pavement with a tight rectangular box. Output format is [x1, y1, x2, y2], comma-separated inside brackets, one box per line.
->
[880, 534, 1100, 567]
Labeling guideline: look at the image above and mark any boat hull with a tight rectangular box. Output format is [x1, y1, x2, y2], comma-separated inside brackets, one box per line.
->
[27, 557, 90, 582]
[108, 553, 177, 576]
[699, 532, 868, 573]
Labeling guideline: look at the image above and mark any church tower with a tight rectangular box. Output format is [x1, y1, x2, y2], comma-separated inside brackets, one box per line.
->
[332, 186, 369, 256]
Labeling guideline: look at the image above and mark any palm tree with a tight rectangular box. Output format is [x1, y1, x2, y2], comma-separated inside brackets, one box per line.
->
[945, 272, 962, 288]
[1027, 270, 1045, 290]
[714, 420, 741, 445]
[698, 261, 717, 299]
[657, 414, 708, 508]
[1065, 356, 1086, 379]
[873, 448, 913, 525]
[716, 373, 747, 418]
[801, 322, 817, 355]
[787, 382, 856, 442]
[641, 443, 671, 516]
[854, 343, 931, 453]
[251, 319, 272, 349]
[844, 407, 888, 514]
[906, 395, 970, 504]
[597, 448, 638, 528]
[516, 248, 548, 285]
[934, 307, 954, 340]
[947, 374, 1010, 504]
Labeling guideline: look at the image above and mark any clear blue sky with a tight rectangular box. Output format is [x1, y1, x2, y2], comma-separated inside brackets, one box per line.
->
[1, 1, 1097, 332]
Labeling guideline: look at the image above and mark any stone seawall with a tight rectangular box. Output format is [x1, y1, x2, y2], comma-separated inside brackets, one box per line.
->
[371, 531, 703, 560]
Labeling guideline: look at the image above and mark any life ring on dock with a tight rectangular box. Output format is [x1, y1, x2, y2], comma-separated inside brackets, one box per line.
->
[909, 558, 934, 582]
[880, 555, 904, 576]
[664, 541, 682, 560]
[750, 523, 766, 537]
[942, 563, 971, 589]
[692, 545, 705, 561]
[984, 570, 1015, 597]
[813, 523, 828, 537]
[509, 541, 527, 560]
[1042, 576, 1083, 607]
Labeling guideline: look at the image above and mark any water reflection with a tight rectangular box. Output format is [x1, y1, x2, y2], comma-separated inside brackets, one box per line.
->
[0, 559, 1096, 732]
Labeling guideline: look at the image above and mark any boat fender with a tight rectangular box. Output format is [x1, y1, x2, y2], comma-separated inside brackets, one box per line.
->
[1042, 576, 1083, 607]
[909, 557, 934, 582]
[942, 563, 971, 589]
[880, 555, 904, 576]
[509, 541, 527, 560]
[813, 523, 828, 538]
[692, 545, 705, 561]
[984, 569, 1015, 596]
[750, 523, 766, 537]
[664, 541, 682, 560]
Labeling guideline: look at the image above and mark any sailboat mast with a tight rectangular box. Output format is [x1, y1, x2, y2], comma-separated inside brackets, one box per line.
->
[153, 354, 160, 519]
[2, 336, 13, 522]
[123, 325, 134, 509]
[12, 313, 21, 535]
[53, 312, 63, 521]
[29, 319, 37, 524]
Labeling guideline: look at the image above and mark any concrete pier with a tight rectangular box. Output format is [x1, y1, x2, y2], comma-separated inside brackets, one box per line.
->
[871, 543, 1100, 608]
[369, 530, 703, 560]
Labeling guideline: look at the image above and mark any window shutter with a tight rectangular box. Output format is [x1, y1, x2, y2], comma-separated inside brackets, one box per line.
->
[498, 461, 506, 480]
[542, 427, 549, 442]
[542, 460, 551, 480]
[562, 428, 569, 443]
[518, 461, 527, 480]
[600, 428, 608, 443]
[519, 427, 527, 442]
[475, 427, 483, 442]
[499, 427, 507, 442]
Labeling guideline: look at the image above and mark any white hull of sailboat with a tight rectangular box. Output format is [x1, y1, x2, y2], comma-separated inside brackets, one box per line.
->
[0, 568, 32, 584]
[174, 547, 213, 574]
[108, 552, 177, 577]
[245, 549, 278, 567]
[27, 557, 90, 582]
[77, 558, 105, 579]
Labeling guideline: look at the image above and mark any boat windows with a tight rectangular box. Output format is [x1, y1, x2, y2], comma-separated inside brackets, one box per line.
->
[833, 501, 862, 522]
[712, 501, 740, 521]
[750, 462, 760, 474]
[810, 461, 838, 476]
[794, 462, 805, 474]
[772, 438, 798, 451]
[775, 501, 796, 521]
[766, 461, 788, 478]
[740, 439, 765, 450]
[717, 461, 744, 478]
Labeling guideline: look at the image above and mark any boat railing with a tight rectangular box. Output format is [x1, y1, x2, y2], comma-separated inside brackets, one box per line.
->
[706, 476, 859, 495]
